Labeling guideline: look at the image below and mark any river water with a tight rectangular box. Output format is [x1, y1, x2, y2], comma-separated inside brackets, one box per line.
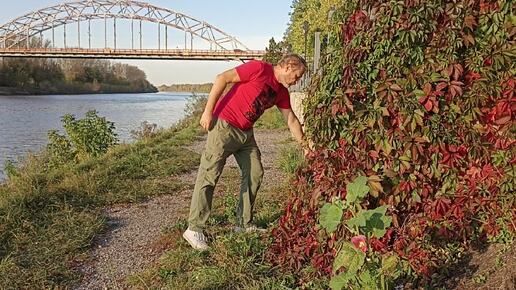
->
[0, 92, 196, 180]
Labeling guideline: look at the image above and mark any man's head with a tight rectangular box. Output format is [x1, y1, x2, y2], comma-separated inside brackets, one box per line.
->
[274, 54, 307, 88]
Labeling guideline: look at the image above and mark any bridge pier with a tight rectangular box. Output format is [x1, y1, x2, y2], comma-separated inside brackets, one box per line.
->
[139, 20, 142, 50]
[63, 23, 67, 48]
[114, 18, 117, 50]
[88, 19, 91, 49]
[78, 20, 80, 48]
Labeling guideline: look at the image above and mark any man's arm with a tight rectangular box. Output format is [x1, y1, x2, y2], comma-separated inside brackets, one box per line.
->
[279, 107, 308, 149]
[200, 68, 240, 131]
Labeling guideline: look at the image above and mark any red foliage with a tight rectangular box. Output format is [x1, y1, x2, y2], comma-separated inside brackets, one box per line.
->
[268, 1, 515, 283]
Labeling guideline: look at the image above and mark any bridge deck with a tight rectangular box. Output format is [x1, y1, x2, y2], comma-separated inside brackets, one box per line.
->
[0, 48, 264, 60]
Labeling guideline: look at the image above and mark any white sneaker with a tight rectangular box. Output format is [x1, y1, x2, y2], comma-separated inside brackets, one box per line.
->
[234, 225, 267, 233]
[182, 229, 209, 251]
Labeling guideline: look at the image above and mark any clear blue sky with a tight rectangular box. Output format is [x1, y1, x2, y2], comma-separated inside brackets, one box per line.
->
[0, 0, 293, 85]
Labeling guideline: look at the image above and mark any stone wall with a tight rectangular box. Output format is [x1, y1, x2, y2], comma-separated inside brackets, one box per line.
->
[289, 92, 307, 125]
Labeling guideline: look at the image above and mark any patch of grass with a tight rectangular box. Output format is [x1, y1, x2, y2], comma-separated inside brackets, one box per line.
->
[277, 142, 304, 176]
[128, 224, 297, 290]
[254, 107, 286, 129]
[0, 97, 206, 288]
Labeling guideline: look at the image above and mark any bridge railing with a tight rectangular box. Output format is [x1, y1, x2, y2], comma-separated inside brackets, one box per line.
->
[0, 47, 265, 60]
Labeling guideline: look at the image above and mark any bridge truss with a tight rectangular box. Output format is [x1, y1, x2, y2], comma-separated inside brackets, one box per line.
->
[0, 0, 264, 60]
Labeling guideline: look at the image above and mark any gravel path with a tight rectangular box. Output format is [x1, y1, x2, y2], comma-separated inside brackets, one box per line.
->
[73, 128, 292, 289]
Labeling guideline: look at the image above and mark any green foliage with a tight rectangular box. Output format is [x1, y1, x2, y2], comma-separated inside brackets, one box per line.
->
[346, 206, 392, 238]
[62, 110, 117, 159]
[47, 110, 118, 165]
[272, 1, 515, 287]
[320, 176, 392, 238]
[130, 121, 159, 140]
[316, 176, 398, 289]
[254, 107, 287, 129]
[3, 160, 18, 179]
[333, 242, 366, 275]
[263, 37, 290, 65]
[47, 130, 75, 166]
[284, 0, 344, 57]
[277, 145, 303, 175]
[345, 175, 369, 204]
[319, 202, 343, 233]
[0, 47, 156, 94]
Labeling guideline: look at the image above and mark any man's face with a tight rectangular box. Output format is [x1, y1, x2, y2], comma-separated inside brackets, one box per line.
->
[281, 65, 305, 88]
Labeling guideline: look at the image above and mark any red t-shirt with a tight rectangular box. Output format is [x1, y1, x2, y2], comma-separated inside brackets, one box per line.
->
[212, 60, 291, 130]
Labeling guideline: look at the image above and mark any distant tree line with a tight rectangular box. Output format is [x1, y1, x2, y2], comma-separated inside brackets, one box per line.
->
[158, 83, 213, 93]
[0, 57, 157, 95]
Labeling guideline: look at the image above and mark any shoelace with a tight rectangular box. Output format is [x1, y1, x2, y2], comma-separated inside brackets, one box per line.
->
[194, 231, 207, 243]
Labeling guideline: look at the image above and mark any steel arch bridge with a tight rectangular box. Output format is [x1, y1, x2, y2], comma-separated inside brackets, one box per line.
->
[0, 0, 265, 60]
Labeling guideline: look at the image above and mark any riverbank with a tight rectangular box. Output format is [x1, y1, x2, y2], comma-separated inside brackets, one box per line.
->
[158, 83, 212, 94]
[0, 98, 205, 288]
[0, 82, 157, 96]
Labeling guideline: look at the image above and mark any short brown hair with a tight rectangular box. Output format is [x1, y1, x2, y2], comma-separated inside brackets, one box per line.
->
[277, 54, 307, 70]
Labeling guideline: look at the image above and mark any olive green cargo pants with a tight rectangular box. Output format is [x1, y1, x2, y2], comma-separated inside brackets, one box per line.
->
[187, 118, 264, 232]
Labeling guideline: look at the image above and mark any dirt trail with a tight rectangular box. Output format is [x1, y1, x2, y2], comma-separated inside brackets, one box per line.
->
[74, 128, 291, 289]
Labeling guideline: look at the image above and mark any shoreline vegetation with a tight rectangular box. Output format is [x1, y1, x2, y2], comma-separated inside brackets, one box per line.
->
[158, 83, 213, 94]
[0, 58, 157, 96]
[0, 96, 207, 287]
[0, 83, 157, 96]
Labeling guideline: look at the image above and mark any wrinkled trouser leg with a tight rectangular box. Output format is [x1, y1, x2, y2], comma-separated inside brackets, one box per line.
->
[187, 120, 231, 232]
[187, 119, 263, 231]
[234, 139, 264, 227]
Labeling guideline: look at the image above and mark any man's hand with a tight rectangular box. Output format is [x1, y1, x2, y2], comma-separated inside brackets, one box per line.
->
[200, 111, 213, 131]
[279, 107, 308, 153]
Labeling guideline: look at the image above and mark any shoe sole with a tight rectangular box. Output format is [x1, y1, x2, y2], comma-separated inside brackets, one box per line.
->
[182, 232, 209, 251]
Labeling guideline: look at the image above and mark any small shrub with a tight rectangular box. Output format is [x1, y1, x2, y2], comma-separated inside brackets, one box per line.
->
[3, 160, 19, 179]
[61, 110, 118, 160]
[130, 121, 158, 140]
[46, 110, 118, 166]
[47, 129, 75, 166]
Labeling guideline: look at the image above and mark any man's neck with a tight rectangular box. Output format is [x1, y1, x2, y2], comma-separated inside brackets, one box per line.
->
[273, 65, 282, 85]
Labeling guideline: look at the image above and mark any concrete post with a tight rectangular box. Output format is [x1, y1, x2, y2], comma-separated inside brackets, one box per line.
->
[314, 31, 321, 73]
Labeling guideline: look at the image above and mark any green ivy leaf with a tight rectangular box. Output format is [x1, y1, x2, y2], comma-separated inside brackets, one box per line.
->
[381, 254, 399, 276]
[346, 213, 367, 229]
[358, 269, 379, 290]
[413, 89, 426, 98]
[319, 203, 343, 233]
[346, 176, 370, 204]
[364, 206, 392, 238]
[346, 206, 392, 238]
[333, 241, 365, 274]
[430, 72, 443, 82]
[329, 271, 353, 290]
